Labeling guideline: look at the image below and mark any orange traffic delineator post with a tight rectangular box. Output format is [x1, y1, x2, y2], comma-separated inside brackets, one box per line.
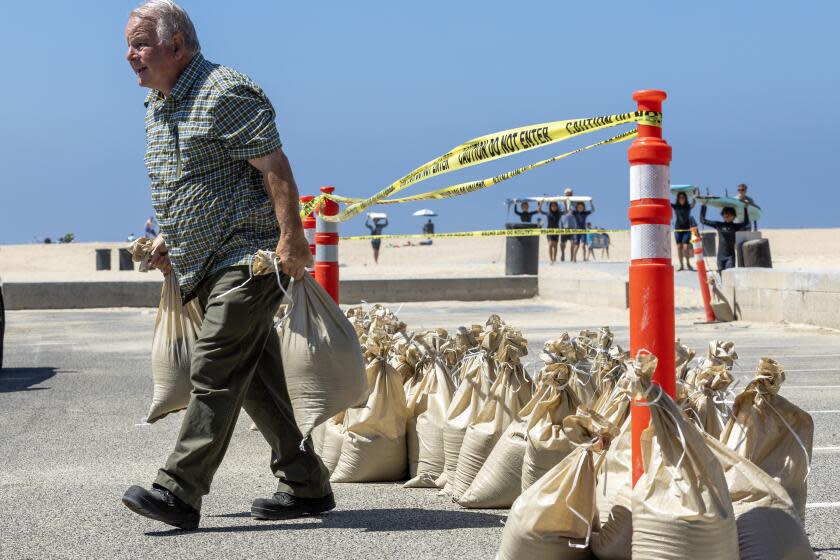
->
[692, 226, 717, 323]
[315, 186, 340, 303]
[628, 89, 675, 486]
[300, 195, 317, 264]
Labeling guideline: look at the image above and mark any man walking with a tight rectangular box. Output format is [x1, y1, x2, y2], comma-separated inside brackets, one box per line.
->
[122, 0, 333, 530]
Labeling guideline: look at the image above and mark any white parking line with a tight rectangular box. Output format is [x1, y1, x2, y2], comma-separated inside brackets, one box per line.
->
[784, 385, 840, 389]
[807, 502, 840, 509]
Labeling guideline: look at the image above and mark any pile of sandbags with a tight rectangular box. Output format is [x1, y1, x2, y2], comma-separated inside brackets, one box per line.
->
[496, 338, 815, 560]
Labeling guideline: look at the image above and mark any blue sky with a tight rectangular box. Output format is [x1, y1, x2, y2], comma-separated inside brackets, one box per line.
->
[1, 1, 838, 243]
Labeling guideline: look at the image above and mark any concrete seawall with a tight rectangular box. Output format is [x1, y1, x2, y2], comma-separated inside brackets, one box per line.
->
[3, 276, 538, 309]
[722, 268, 840, 330]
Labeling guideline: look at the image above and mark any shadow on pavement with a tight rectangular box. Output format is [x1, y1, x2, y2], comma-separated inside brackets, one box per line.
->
[148, 507, 506, 536]
[0, 367, 58, 392]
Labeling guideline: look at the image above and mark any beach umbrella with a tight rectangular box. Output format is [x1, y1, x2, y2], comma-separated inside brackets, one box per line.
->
[412, 209, 437, 217]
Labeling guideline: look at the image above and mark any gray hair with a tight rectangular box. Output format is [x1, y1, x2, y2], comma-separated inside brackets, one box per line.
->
[130, 0, 200, 53]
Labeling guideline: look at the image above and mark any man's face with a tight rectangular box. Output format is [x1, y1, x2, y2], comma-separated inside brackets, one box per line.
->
[521, 202, 530, 211]
[125, 17, 179, 93]
[738, 186, 747, 198]
[723, 211, 735, 223]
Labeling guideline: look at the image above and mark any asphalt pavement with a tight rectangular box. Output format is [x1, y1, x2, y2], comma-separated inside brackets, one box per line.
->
[2, 300, 839, 559]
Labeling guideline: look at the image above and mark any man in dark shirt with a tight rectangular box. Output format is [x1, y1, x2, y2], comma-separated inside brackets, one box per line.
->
[422, 219, 435, 235]
[736, 183, 760, 231]
[700, 202, 752, 271]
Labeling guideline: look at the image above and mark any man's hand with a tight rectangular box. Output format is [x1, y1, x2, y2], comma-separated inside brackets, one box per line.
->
[249, 148, 310, 280]
[149, 233, 172, 276]
[276, 231, 313, 280]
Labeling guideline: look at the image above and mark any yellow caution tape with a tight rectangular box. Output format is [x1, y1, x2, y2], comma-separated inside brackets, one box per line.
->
[342, 226, 693, 241]
[324, 129, 636, 207]
[342, 228, 624, 241]
[304, 111, 660, 222]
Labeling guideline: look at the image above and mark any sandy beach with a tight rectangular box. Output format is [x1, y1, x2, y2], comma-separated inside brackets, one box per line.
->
[1, 228, 837, 285]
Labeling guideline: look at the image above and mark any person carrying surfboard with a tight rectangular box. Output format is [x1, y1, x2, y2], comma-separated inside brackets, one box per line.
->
[700, 200, 752, 271]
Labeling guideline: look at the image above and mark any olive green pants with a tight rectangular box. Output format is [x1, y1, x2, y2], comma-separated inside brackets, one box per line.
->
[155, 266, 331, 510]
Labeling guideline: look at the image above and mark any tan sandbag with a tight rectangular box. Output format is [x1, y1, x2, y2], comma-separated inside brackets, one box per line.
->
[319, 412, 346, 474]
[590, 484, 632, 560]
[721, 357, 814, 520]
[675, 338, 696, 381]
[521, 365, 582, 491]
[404, 356, 456, 488]
[683, 363, 734, 438]
[331, 353, 408, 482]
[685, 339, 738, 387]
[457, 382, 551, 508]
[630, 353, 739, 560]
[277, 272, 369, 440]
[704, 433, 815, 560]
[310, 421, 326, 456]
[539, 334, 597, 405]
[496, 410, 616, 560]
[452, 361, 532, 499]
[440, 350, 496, 493]
[709, 275, 736, 321]
[144, 270, 204, 423]
[593, 415, 632, 525]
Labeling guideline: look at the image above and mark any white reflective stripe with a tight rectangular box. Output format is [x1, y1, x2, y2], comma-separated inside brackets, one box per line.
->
[316, 219, 339, 233]
[316, 244, 338, 262]
[630, 164, 670, 201]
[631, 224, 671, 259]
[304, 228, 315, 246]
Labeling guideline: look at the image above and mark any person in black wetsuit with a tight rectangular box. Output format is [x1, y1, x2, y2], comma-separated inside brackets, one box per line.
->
[700, 202, 751, 271]
[671, 191, 696, 271]
[538, 200, 565, 264]
[570, 201, 594, 262]
[365, 215, 388, 263]
[514, 201, 538, 223]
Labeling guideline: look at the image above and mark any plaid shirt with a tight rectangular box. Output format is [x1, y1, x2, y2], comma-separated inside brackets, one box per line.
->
[143, 53, 282, 300]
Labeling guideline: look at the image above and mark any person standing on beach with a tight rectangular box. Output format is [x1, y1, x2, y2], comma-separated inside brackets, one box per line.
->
[700, 201, 752, 271]
[514, 200, 538, 223]
[671, 191, 695, 271]
[570, 201, 594, 262]
[121, 0, 333, 530]
[365, 215, 388, 263]
[736, 183, 760, 231]
[538, 200, 564, 264]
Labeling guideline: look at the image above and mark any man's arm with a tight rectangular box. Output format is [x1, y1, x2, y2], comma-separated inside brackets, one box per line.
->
[738, 201, 752, 231]
[248, 148, 312, 280]
[699, 205, 718, 228]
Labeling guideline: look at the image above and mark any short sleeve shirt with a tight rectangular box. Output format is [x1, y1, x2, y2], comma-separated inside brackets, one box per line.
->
[143, 53, 282, 299]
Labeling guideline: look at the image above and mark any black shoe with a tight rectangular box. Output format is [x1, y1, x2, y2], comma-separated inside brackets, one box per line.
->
[122, 484, 200, 530]
[251, 492, 335, 520]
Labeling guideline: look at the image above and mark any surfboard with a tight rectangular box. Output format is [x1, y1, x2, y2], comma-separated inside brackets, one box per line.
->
[367, 212, 388, 220]
[696, 196, 762, 222]
[670, 184, 699, 197]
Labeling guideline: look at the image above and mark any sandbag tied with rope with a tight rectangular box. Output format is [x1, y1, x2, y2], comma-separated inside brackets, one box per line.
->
[330, 329, 409, 483]
[457, 364, 573, 508]
[539, 334, 597, 407]
[451, 329, 534, 500]
[685, 339, 738, 388]
[628, 352, 740, 560]
[703, 432, 815, 560]
[497, 408, 618, 560]
[403, 332, 458, 488]
[721, 358, 814, 520]
[126, 236, 204, 424]
[681, 362, 736, 437]
[438, 316, 507, 492]
[520, 363, 584, 492]
[237, 250, 370, 445]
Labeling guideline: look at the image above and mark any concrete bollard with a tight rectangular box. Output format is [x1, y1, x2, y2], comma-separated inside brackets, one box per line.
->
[742, 238, 772, 268]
